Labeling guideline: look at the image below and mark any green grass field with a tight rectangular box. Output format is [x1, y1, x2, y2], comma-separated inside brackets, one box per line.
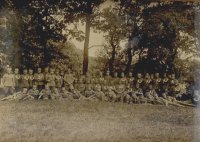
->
[0, 100, 196, 142]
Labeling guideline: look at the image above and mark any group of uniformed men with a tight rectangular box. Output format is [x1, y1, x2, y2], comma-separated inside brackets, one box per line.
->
[0, 66, 193, 106]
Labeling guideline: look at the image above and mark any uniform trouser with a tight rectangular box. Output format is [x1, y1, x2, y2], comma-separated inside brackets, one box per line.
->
[15, 86, 20, 92]
[65, 84, 71, 91]
[34, 81, 44, 91]
[4, 86, 15, 96]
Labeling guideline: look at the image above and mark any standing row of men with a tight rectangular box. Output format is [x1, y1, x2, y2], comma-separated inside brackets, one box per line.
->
[1, 67, 75, 96]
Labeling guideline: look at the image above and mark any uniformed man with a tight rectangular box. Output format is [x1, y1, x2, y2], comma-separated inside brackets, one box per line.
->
[47, 68, 56, 88]
[115, 82, 126, 102]
[1, 87, 31, 101]
[150, 74, 154, 80]
[20, 69, 30, 89]
[93, 84, 106, 101]
[44, 67, 50, 85]
[27, 84, 40, 99]
[161, 93, 183, 107]
[127, 72, 134, 88]
[112, 72, 119, 86]
[2, 67, 15, 96]
[119, 72, 128, 87]
[33, 68, 44, 90]
[73, 78, 79, 91]
[104, 70, 112, 85]
[135, 73, 143, 89]
[111, 72, 119, 97]
[133, 84, 146, 104]
[145, 85, 166, 105]
[161, 73, 169, 95]
[145, 85, 159, 104]
[122, 85, 133, 104]
[84, 84, 95, 100]
[129, 85, 140, 104]
[60, 70, 65, 81]
[106, 86, 117, 102]
[172, 80, 184, 100]
[38, 85, 51, 100]
[93, 73, 99, 85]
[21, 88, 35, 101]
[64, 69, 75, 91]
[68, 85, 83, 100]
[78, 72, 86, 84]
[51, 87, 61, 100]
[76, 79, 85, 95]
[55, 69, 63, 89]
[101, 84, 108, 95]
[142, 73, 152, 94]
[85, 72, 92, 84]
[60, 87, 73, 100]
[98, 72, 105, 85]
[153, 73, 162, 96]
[28, 69, 34, 89]
[14, 68, 21, 91]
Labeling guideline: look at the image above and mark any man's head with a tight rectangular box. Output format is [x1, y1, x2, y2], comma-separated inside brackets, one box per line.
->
[121, 72, 125, 78]
[7, 67, 12, 74]
[69, 85, 74, 91]
[55, 69, 60, 75]
[85, 72, 89, 77]
[14, 68, 19, 74]
[99, 72, 103, 77]
[44, 67, 49, 73]
[174, 80, 179, 86]
[50, 68, 55, 74]
[52, 87, 57, 91]
[114, 72, 118, 78]
[150, 74, 154, 79]
[60, 70, 64, 76]
[29, 69, 33, 75]
[22, 88, 28, 93]
[162, 93, 167, 99]
[86, 85, 92, 91]
[23, 69, 28, 74]
[136, 83, 140, 89]
[67, 69, 71, 74]
[145, 73, 150, 79]
[108, 86, 112, 91]
[155, 73, 159, 78]
[32, 85, 37, 90]
[61, 87, 66, 91]
[171, 74, 175, 79]
[137, 73, 142, 78]
[129, 72, 133, 77]
[106, 70, 110, 76]
[37, 68, 42, 73]
[45, 85, 49, 90]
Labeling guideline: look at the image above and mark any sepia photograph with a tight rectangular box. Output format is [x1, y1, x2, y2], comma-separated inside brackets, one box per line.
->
[0, 0, 199, 141]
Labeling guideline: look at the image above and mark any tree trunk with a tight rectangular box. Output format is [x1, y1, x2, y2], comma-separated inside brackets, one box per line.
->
[83, 14, 91, 75]
[109, 43, 116, 76]
[125, 48, 132, 75]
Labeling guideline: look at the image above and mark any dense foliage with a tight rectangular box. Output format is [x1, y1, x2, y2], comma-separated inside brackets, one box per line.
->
[0, 0, 198, 77]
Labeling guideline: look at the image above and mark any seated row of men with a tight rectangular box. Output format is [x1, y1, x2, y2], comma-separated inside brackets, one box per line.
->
[1, 83, 180, 106]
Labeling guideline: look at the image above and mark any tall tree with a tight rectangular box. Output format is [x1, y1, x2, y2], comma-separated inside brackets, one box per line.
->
[62, 0, 104, 74]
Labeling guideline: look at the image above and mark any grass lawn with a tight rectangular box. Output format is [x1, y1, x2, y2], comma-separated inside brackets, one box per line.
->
[0, 100, 196, 142]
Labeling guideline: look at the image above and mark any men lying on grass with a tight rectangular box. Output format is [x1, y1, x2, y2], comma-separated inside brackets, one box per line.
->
[1, 88, 34, 101]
